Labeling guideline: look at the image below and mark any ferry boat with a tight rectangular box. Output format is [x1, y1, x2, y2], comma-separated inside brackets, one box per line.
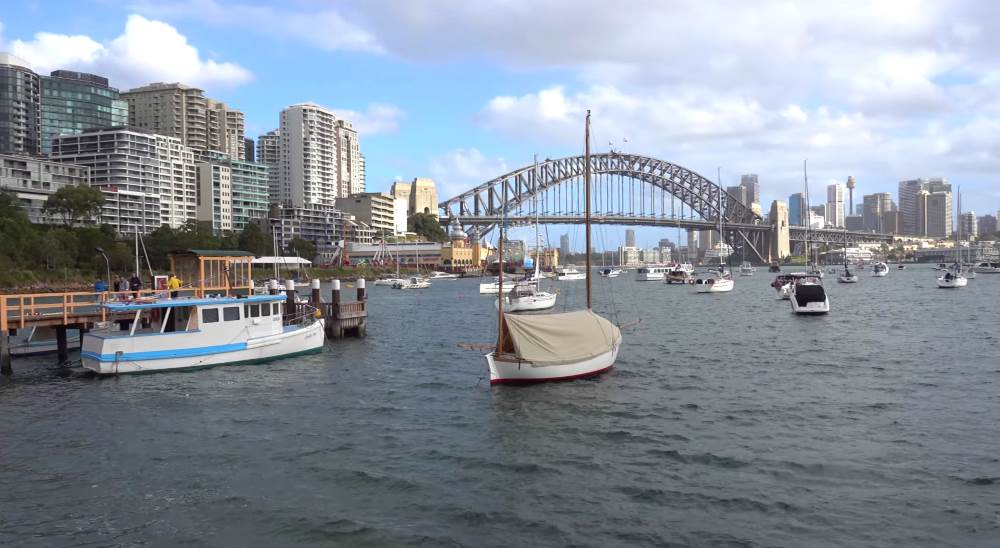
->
[635, 265, 670, 281]
[555, 266, 586, 281]
[80, 294, 323, 375]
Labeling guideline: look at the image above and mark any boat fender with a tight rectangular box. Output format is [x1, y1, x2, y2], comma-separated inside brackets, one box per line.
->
[314, 309, 322, 318]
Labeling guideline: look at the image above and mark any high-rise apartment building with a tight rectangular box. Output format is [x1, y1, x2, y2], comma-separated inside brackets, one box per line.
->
[40, 70, 127, 154]
[0, 53, 41, 155]
[256, 129, 280, 202]
[625, 229, 636, 248]
[788, 192, 806, 226]
[244, 138, 255, 162]
[899, 178, 950, 235]
[278, 103, 340, 208]
[122, 82, 245, 159]
[338, 192, 395, 236]
[0, 153, 91, 223]
[915, 189, 952, 238]
[194, 151, 269, 233]
[335, 119, 363, 196]
[826, 183, 845, 227]
[51, 127, 197, 233]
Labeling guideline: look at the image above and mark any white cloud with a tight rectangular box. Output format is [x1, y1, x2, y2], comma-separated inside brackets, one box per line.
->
[430, 148, 509, 200]
[7, 14, 251, 90]
[331, 104, 405, 136]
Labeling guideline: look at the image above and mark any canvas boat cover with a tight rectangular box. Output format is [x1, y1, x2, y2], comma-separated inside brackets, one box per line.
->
[501, 309, 621, 365]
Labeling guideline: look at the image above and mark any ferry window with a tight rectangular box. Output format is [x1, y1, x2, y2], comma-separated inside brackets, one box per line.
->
[273, 303, 280, 315]
[260, 303, 270, 316]
[223, 306, 240, 321]
[250, 304, 260, 317]
[202, 308, 219, 323]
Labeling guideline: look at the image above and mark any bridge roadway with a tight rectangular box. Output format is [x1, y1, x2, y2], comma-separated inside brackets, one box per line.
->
[457, 215, 893, 244]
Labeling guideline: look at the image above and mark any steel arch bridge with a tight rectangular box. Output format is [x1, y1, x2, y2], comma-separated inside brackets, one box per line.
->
[438, 153, 892, 263]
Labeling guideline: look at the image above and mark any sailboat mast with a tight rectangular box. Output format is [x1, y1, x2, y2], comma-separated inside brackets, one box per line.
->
[803, 159, 811, 265]
[585, 110, 593, 310]
[533, 154, 541, 283]
[717, 167, 724, 268]
[496, 177, 507, 353]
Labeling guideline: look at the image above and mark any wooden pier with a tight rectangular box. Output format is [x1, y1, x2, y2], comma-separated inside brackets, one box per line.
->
[320, 279, 368, 339]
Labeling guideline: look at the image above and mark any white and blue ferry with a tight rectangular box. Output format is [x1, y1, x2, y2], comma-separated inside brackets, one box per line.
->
[81, 294, 324, 375]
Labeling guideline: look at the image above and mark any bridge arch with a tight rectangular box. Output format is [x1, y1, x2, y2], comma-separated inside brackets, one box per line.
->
[438, 153, 762, 226]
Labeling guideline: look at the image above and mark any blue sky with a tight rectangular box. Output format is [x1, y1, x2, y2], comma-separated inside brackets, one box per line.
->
[4, 1, 1000, 249]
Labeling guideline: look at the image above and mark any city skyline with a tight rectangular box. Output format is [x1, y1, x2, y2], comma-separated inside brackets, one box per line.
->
[2, 2, 1000, 218]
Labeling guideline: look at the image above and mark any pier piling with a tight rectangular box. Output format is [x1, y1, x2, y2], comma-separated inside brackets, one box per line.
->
[284, 280, 297, 322]
[357, 278, 366, 302]
[310, 279, 321, 308]
[1, 331, 11, 375]
[56, 326, 68, 364]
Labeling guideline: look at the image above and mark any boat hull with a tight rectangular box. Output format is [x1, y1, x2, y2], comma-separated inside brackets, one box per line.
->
[936, 276, 968, 288]
[555, 274, 586, 281]
[81, 321, 324, 375]
[499, 292, 558, 312]
[486, 343, 619, 385]
[694, 279, 734, 293]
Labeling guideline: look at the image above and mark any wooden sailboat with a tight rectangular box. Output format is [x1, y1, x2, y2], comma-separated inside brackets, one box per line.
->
[485, 111, 622, 384]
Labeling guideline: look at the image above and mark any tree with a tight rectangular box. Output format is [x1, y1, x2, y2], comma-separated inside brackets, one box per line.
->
[238, 223, 273, 257]
[408, 212, 448, 242]
[43, 185, 104, 225]
[287, 237, 317, 261]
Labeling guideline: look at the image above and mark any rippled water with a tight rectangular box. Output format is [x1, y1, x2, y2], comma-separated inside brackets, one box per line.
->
[2, 266, 999, 547]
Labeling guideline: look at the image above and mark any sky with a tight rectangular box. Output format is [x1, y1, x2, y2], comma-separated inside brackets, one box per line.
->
[3, 0, 1000, 249]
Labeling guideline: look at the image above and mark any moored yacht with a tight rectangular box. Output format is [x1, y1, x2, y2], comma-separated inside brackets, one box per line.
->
[635, 265, 670, 281]
[393, 276, 431, 289]
[81, 294, 323, 375]
[790, 276, 830, 314]
[497, 281, 557, 312]
[428, 271, 460, 280]
[937, 263, 968, 288]
[600, 267, 623, 278]
[555, 266, 586, 281]
[739, 261, 756, 276]
[871, 262, 889, 277]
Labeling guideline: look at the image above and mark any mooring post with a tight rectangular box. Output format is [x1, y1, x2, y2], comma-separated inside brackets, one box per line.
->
[268, 279, 278, 296]
[356, 278, 366, 302]
[284, 279, 296, 322]
[331, 279, 342, 310]
[310, 279, 321, 308]
[56, 326, 68, 364]
[0, 331, 11, 375]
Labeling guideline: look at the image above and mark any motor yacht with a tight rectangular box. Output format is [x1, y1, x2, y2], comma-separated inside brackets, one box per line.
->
[790, 276, 830, 314]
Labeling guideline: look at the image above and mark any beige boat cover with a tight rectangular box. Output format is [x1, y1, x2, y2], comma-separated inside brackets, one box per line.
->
[501, 310, 621, 365]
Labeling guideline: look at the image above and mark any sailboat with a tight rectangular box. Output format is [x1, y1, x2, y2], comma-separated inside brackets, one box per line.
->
[498, 168, 558, 312]
[694, 169, 734, 293]
[393, 241, 431, 289]
[790, 160, 830, 314]
[938, 189, 968, 288]
[837, 227, 858, 283]
[485, 110, 622, 384]
[374, 240, 407, 286]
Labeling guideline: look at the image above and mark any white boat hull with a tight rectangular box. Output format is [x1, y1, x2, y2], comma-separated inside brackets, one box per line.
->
[81, 320, 324, 375]
[837, 275, 858, 283]
[499, 292, 558, 312]
[556, 274, 586, 281]
[790, 287, 830, 314]
[374, 278, 406, 286]
[937, 276, 968, 288]
[486, 343, 618, 384]
[480, 283, 514, 294]
[695, 278, 734, 293]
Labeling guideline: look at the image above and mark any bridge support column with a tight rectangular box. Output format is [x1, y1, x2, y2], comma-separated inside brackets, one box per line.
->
[1, 331, 11, 375]
[56, 326, 68, 364]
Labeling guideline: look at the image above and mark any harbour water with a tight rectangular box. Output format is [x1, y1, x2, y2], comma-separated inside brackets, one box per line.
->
[2, 266, 998, 547]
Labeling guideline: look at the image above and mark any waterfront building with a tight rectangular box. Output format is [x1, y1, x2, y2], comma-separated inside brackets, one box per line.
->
[640, 248, 661, 264]
[194, 151, 269, 233]
[977, 214, 997, 237]
[913, 245, 998, 264]
[618, 246, 641, 266]
[40, 70, 127, 154]
[0, 53, 41, 155]
[862, 192, 894, 232]
[625, 229, 636, 248]
[0, 153, 91, 223]
[440, 219, 492, 272]
[51, 127, 197, 233]
[826, 183, 845, 227]
[122, 82, 245, 159]
[959, 211, 977, 239]
[345, 241, 443, 267]
[337, 192, 395, 237]
[915, 189, 952, 238]
[788, 192, 805, 226]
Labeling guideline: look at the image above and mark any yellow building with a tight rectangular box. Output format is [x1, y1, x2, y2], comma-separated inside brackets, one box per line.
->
[440, 220, 490, 272]
[529, 248, 560, 270]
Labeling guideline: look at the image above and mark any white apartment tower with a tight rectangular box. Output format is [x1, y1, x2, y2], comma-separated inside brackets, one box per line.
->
[826, 183, 845, 227]
[336, 119, 363, 196]
[279, 103, 340, 208]
[256, 129, 281, 204]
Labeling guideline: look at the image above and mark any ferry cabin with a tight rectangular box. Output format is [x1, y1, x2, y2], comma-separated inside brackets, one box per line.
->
[80, 294, 323, 375]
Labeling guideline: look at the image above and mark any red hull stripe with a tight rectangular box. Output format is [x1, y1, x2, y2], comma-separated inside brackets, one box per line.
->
[490, 364, 615, 385]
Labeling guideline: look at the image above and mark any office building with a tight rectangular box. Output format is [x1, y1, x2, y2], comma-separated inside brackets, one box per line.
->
[337, 192, 395, 236]
[977, 214, 997, 237]
[51, 127, 197, 233]
[881, 210, 900, 235]
[740, 174, 760, 206]
[845, 215, 863, 231]
[0, 53, 41, 155]
[0, 153, 91, 223]
[826, 183, 845, 227]
[899, 178, 950, 235]
[915, 189, 952, 238]
[560, 234, 570, 257]
[625, 229, 636, 248]
[244, 137, 255, 162]
[862, 192, 894, 232]
[40, 70, 127, 154]
[958, 211, 977, 239]
[122, 82, 245, 159]
[788, 193, 806, 226]
[727, 185, 748, 206]
[194, 151, 269, 233]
